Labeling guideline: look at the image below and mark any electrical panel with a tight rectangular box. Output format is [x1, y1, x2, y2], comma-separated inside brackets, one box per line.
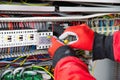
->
[0, 0, 119, 80]
[0, 21, 53, 59]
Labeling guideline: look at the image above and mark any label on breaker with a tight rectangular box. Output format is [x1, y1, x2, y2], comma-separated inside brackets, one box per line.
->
[37, 32, 53, 49]
[0, 29, 37, 48]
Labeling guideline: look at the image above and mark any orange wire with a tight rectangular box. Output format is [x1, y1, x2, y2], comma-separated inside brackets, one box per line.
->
[8, 48, 10, 54]
[8, 22, 13, 30]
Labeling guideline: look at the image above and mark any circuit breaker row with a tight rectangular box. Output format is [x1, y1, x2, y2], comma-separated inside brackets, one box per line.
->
[0, 29, 52, 59]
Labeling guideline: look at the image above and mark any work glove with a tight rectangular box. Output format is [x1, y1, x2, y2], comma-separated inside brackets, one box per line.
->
[48, 36, 76, 67]
[59, 24, 94, 50]
[48, 36, 64, 57]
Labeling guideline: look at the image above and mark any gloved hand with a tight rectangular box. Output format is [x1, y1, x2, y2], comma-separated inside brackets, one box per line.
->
[48, 36, 64, 57]
[48, 36, 76, 67]
[59, 24, 94, 50]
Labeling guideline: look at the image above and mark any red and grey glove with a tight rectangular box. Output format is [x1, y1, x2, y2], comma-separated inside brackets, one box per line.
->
[48, 36, 64, 58]
[59, 24, 115, 61]
[48, 36, 76, 67]
[59, 24, 94, 50]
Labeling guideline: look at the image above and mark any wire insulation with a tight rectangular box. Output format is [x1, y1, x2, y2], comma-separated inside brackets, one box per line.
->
[33, 66, 54, 79]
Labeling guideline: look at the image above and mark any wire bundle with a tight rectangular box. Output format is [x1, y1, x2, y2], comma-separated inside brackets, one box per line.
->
[0, 65, 54, 80]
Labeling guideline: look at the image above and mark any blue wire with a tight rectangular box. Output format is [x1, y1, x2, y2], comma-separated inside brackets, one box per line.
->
[21, 46, 25, 52]
[10, 47, 13, 54]
[109, 20, 114, 27]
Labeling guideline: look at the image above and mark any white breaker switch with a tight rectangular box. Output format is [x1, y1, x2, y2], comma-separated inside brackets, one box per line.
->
[37, 32, 53, 49]
[0, 29, 37, 48]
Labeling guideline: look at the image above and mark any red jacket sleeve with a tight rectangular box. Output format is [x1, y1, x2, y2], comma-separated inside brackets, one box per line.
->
[54, 56, 95, 80]
[113, 31, 120, 62]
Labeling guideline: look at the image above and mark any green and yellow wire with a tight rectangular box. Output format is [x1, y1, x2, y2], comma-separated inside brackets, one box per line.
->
[91, 61, 97, 76]
[21, 0, 50, 6]
[33, 66, 54, 79]
[20, 55, 29, 66]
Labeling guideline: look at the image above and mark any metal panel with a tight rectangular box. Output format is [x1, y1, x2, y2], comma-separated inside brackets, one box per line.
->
[93, 59, 115, 80]
[47, 0, 120, 3]
[60, 7, 120, 13]
[0, 5, 55, 12]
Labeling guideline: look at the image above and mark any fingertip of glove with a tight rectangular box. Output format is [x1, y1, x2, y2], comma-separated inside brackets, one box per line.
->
[51, 36, 57, 41]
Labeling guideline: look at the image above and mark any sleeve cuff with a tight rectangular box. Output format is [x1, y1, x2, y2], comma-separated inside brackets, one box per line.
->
[93, 32, 114, 61]
[53, 45, 76, 67]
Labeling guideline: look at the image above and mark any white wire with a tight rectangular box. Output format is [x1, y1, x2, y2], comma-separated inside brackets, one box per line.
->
[13, 67, 24, 75]
[0, 61, 33, 65]
[1, 69, 12, 79]
[23, 71, 37, 75]
[0, 13, 118, 22]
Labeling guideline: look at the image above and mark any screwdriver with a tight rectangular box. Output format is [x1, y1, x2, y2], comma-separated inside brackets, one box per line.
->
[47, 35, 76, 45]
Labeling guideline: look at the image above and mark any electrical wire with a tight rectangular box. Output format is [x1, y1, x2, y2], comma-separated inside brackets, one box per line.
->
[27, 58, 52, 61]
[0, 54, 52, 68]
[0, 1, 7, 4]
[0, 69, 12, 79]
[0, 61, 34, 65]
[5, 56, 25, 68]
[0, 0, 50, 6]
[21, 0, 50, 6]
[33, 66, 54, 79]
[0, 0, 12, 4]
[9, 0, 12, 3]
[91, 61, 97, 76]
[20, 55, 29, 66]
[7, 48, 10, 54]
